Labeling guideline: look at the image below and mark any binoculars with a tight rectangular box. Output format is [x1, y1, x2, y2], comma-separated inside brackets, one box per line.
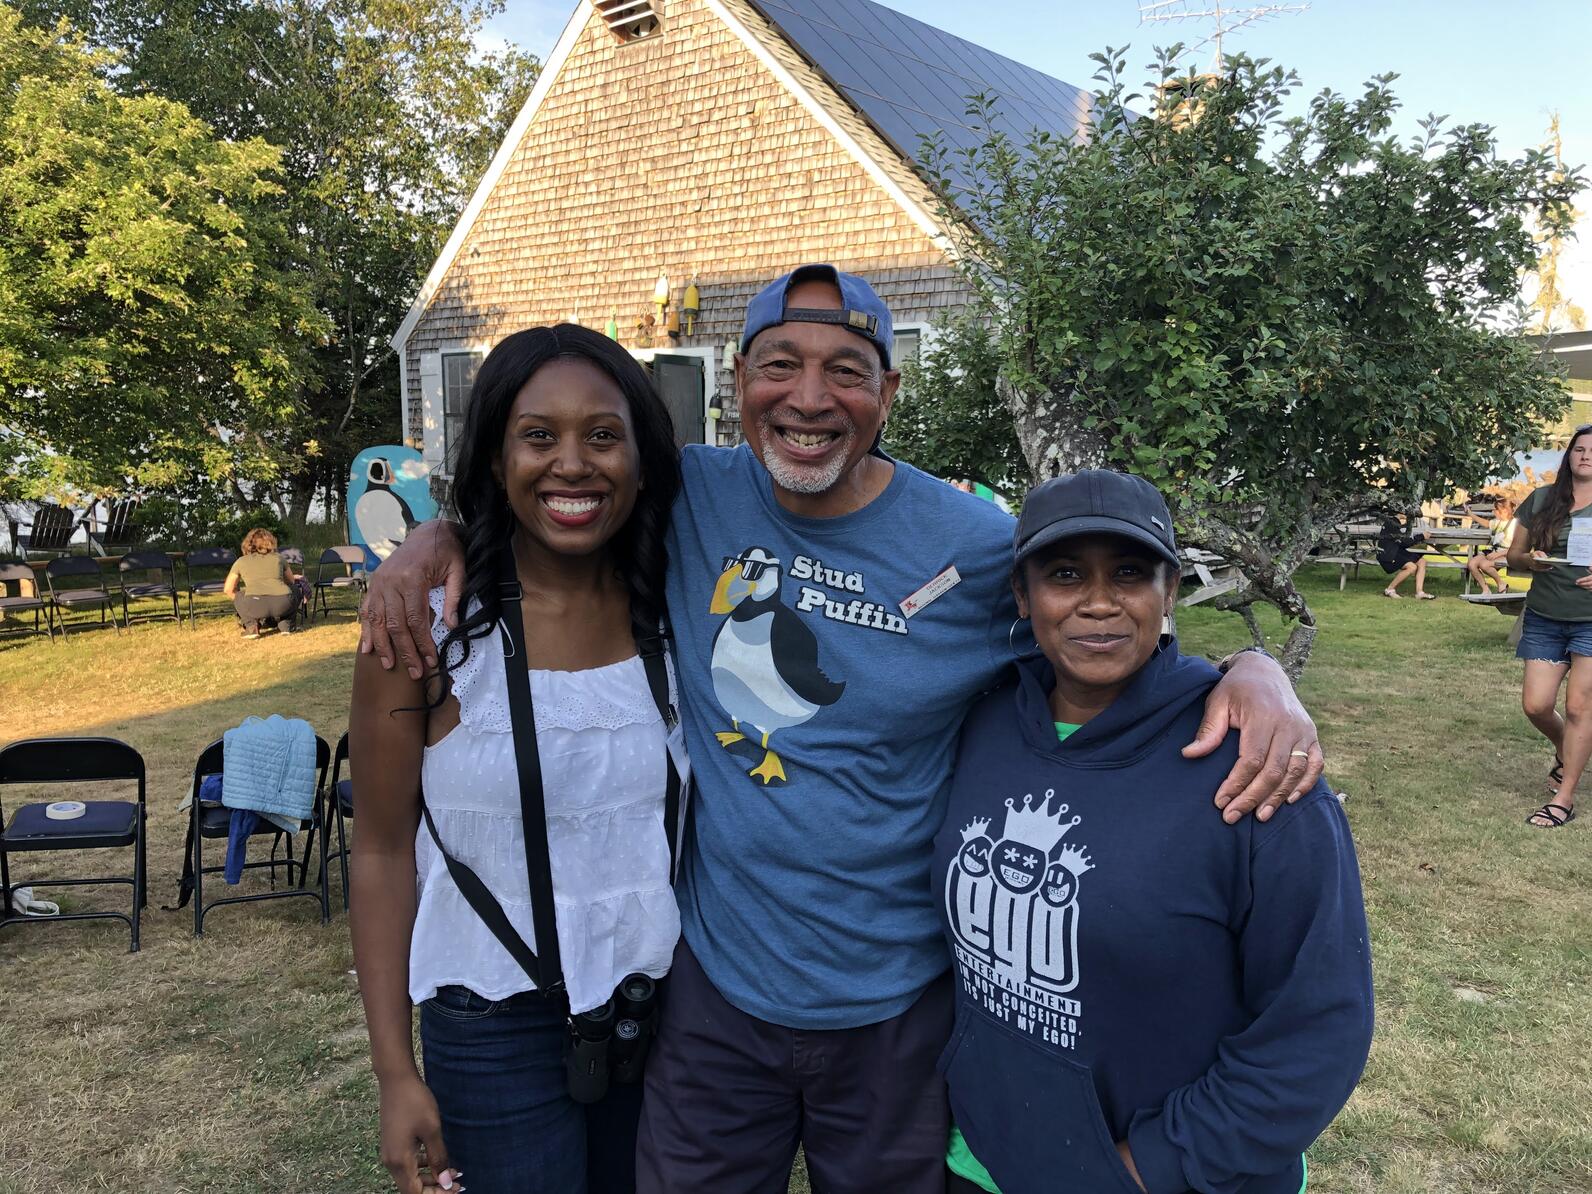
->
[565, 972, 659, 1104]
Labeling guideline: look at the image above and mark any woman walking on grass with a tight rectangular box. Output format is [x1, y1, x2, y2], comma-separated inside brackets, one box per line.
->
[1507, 425, 1592, 828]
[349, 324, 684, 1193]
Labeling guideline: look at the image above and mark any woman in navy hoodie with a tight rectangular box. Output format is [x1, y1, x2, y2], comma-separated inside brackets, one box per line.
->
[933, 471, 1373, 1194]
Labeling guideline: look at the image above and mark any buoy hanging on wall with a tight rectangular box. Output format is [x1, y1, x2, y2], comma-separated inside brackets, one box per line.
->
[683, 281, 700, 335]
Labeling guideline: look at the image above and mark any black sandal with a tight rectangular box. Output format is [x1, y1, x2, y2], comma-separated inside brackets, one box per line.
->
[1549, 757, 1564, 794]
[1527, 802, 1576, 828]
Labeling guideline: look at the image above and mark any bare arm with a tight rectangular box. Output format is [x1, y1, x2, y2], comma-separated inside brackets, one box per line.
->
[1183, 652, 1324, 824]
[359, 521, 468, 679]
[223, 567, 240, 598]
[1506, 519, 1553, 574]
[348, 649, 455, 1194]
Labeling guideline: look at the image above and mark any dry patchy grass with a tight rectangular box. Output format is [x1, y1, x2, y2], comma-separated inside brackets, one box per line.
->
[2, 569, 1590, 1193]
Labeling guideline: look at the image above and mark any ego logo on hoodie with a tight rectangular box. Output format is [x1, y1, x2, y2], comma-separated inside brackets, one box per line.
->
[945, 790, 1094, 1048]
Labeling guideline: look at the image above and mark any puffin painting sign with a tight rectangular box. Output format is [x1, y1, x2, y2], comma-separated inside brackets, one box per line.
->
[347, 445, 437, 571]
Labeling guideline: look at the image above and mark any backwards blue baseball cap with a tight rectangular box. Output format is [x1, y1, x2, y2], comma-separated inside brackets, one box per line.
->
[741, 264, 895, 368]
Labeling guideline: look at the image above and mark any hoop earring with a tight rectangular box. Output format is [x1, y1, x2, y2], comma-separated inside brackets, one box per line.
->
[1008, 617, 1042, 660]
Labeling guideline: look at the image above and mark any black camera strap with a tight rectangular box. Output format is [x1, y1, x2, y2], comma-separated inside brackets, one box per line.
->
[421, 553, 685, 998]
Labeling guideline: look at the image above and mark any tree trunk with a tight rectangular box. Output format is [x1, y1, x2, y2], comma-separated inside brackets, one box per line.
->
[1000, 379, 1107, 483]
[1235, 602, 1265, 649]
[286, 470, 316, 526]
[1249, 572, 1316, 681]
[1276, 617, 1317, 681]
[1181, 507, 1320, 681]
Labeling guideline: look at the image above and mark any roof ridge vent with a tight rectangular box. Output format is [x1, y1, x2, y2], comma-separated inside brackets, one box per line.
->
[596, 0, 663, 42]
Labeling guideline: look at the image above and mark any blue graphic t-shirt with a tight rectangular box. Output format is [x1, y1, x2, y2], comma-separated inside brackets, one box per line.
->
[667, 444, 1017, 1028]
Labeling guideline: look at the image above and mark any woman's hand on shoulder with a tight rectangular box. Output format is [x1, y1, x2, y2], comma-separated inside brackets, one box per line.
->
[359, 521, 466, 679]
[378, 1071, 461, 1193]
[1183, 650, 1323, 824]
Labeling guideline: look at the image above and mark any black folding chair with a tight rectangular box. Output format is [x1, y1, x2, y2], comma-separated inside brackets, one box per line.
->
[181, 546, 238, 626]
[325, 732, 353, 910]
[43, 556, 121, 636]
[312, 546, 367, 621]
[0, 737, 147, 952]
[182, 735, 331, 936]
[0, 563, 51, 643]
[118, 550, 181, 626]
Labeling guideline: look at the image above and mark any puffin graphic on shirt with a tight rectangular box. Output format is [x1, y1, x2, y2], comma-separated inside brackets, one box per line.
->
[946, 789, 1093, 1048]
[707, 546, 848, 785]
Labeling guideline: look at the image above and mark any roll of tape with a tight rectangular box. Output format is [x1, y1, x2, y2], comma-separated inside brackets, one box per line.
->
[45, 801, 87, 821]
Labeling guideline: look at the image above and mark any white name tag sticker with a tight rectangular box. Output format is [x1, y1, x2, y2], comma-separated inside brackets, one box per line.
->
[900, 565, 961, 619]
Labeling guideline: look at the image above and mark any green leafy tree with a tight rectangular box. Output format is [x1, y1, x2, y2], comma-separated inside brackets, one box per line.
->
[20, 0, 539, 523]
[888, 313, 1026, 502]
[919, 49, 1583, 675]
[0, 7, 324, 500]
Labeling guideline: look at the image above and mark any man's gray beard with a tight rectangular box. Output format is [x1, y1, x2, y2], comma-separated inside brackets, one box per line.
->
[757, 412, 857, 495]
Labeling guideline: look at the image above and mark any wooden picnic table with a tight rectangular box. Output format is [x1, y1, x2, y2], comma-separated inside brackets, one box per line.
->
[1412, 526, 1495, 591]
[1178, 548, 1242, 606]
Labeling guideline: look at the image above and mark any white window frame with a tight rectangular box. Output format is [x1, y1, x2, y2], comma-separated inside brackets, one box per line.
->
[420, 341, 491, 477]
[891, 321, 936, 373]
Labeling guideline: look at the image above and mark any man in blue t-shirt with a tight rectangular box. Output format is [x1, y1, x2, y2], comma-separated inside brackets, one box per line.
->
[361, 266, 1325, 1193]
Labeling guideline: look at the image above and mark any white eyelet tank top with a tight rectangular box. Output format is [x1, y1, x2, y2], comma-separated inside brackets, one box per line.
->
[410, 588, 682, 1014]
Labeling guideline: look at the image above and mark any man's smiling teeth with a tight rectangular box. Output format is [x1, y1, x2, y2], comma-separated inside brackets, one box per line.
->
[544, 496, 601, 515]
[781, 428, 837, 448]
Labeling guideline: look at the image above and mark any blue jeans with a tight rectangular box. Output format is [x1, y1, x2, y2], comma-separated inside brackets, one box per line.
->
[420, 985, 645, 1194]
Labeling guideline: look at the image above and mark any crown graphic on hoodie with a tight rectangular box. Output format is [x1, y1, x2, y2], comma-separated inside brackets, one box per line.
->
[959, 816, 993, 843]
[1000, 790, 1082, 856]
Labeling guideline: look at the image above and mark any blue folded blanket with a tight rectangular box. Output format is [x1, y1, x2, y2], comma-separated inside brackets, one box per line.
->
[221, 716, 317, 884]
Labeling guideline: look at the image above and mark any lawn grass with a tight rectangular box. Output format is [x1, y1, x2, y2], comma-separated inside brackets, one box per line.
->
[2, 567, 1590, 1193]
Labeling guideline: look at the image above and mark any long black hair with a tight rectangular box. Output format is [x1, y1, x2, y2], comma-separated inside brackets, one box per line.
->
[1528, 424, 1592, 551]
[433, 324, 681, 689]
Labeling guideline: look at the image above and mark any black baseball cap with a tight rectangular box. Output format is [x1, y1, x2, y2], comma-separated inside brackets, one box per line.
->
[1013, 471, 1179, 569]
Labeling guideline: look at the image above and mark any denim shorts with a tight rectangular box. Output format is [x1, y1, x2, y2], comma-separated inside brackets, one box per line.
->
[1515, 608, 1592, 664]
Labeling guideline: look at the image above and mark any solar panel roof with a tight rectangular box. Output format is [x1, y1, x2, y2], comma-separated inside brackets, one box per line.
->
[746, 0, 1096, 199]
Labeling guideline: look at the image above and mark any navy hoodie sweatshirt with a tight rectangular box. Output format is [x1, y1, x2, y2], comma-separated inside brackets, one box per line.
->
[931, 641, 1373, 1194]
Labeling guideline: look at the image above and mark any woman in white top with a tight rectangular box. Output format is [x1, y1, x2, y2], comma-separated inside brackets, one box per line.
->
[350, 324, 684, 1194]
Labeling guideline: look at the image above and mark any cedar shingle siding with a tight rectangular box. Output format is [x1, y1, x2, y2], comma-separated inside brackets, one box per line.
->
[401, 0, 967, 457]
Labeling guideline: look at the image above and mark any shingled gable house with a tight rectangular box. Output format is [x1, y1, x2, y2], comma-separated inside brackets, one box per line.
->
[393, 0, 1095, 479]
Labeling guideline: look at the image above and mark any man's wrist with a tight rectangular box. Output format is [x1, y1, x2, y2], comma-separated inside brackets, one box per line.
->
[1216, 644, 1272, 674]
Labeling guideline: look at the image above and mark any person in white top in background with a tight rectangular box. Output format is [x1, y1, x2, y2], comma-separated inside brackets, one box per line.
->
[1466, 495, 1518, 594]
[349, 324, 684, 1194]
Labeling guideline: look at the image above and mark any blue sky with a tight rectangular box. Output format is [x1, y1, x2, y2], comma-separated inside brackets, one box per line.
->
[485, 0, 1592, 311]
